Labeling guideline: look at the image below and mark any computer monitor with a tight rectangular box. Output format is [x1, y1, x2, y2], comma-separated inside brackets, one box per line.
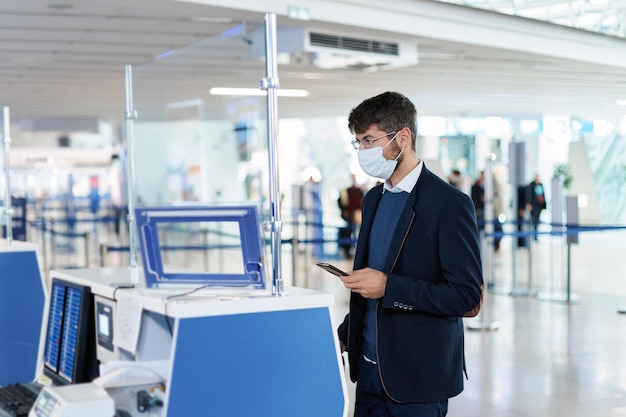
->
[135, 204, 269, 291]
[42, 278, 98, 385]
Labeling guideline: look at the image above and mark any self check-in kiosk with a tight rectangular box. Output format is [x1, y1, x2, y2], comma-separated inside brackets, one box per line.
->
[24, 13, 347, 417]
[37, 203, 347, 416]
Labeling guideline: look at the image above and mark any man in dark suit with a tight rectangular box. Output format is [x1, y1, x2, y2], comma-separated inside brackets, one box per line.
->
[337, 92, 483, 417]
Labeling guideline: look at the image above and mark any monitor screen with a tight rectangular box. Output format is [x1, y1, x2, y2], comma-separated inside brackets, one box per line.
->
[42, 278, 97, 385]
[135, 204, 268, 290]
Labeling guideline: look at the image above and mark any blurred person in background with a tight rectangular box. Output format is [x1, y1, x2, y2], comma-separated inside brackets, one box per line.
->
[528, 174, 547, 241]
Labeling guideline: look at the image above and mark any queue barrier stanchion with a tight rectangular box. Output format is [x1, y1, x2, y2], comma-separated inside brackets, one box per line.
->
[467, 230, 499, 332]
[536, 222, 581, 304]
[467, 155, 499, 331]
[98, 244, 130, 267]
[43, 226, 90, 269]
[259, 209, 626, 318]
[299, 216, 626, 316]
[100, 243, 108, 267]
[539, 223, 626, 307]
[509, 214, 537, 297]
[487, 219, 537, 298]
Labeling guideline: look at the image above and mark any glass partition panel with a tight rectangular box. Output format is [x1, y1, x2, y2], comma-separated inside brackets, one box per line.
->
[132, 19, 268, 210]
[129, 18, 275, 287]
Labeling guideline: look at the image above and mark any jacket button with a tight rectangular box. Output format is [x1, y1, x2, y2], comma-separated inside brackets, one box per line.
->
[394, 301, 399, 307]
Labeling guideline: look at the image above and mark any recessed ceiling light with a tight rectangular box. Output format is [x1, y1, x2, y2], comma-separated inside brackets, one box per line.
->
[210, 87, 309, 97]
[188, 16, 233, 23]
[47, 3, 74, 10]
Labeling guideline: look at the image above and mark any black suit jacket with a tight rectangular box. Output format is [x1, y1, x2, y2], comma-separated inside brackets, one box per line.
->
[338, 166, 483, 403]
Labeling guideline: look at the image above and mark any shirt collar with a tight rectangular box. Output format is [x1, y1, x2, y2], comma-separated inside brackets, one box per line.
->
[383, 160, 423, 193]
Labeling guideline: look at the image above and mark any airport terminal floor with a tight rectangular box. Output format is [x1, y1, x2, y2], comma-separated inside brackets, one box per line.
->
[299, 229, 626, 417]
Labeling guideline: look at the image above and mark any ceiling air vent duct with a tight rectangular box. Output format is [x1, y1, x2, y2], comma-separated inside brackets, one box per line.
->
[308, 32, 400, 56]
[251, 27, 418, 71]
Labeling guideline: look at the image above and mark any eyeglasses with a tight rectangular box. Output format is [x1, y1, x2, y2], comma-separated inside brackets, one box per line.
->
[351, 131, 396, 150]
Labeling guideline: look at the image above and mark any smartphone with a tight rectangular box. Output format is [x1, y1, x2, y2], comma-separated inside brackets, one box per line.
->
[316, 262, 349, 277]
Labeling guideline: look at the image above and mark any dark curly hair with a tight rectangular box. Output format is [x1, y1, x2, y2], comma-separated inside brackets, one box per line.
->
[348, 91, 417, 150]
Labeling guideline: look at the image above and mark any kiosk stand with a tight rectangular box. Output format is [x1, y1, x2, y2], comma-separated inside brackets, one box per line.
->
[1, 107, 47, 386]
[49, 266, 347, 416]
[0, 241, 46, 386]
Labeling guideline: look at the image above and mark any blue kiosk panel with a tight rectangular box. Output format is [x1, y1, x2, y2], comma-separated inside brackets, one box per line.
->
[0, 243, 45, 385]
[167, 307, 346, 416]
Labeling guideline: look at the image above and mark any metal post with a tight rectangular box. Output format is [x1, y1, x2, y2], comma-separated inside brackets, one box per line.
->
[124, 65, 139, 273]
[537, 181, 579, 303]
[261, 13, 284, 296]
[467, 155, 499, 332]
[509, 142, 518, 292]
[525, 211, 535, 296]
[84, 232, 90, 268]
[484, 155, 495, 287]
[527, 212, 532, 291]
[2, 107, 12, 244]
[291, 206, 299, 286]
[40, 221, 48, 270]
[506, 141, 534, 297]
[203, 230, 209, 272]
[100, 244, 108, 267]
[566, 241, 571, 303]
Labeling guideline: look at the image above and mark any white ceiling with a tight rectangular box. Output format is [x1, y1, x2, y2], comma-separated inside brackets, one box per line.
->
[440, 0, 626, 37]
[2, 0, 626, 130]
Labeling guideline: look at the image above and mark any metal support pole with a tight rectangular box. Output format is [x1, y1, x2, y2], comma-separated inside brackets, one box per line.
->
[291, 206, 299, 286]
[40, 221, 48, 270]
[203, 231, 209, 271]
[2, 107, 12, 244]
[537, 186, 579, 303]
[509, 141, 518, 293]
[566, 241, 571, 303]
[124, 65, 139, 279]
[84, 233, 90, 268]
[505, 141, 535, 297]
[542, 234, 578, 303]
[483, 155, 495, 290]
[100, 244, 108, 267]
[520, 211, 536, 296]
[527, 214, 533, 292]
[467, 155, 499, 332]
[261, 13, 284, 296]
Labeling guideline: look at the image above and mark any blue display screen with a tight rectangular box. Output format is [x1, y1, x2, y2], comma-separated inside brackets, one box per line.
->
[42, 279, 91, 385]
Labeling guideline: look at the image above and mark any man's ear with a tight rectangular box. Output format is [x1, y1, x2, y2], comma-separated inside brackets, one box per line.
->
[398, 127, 411, 147]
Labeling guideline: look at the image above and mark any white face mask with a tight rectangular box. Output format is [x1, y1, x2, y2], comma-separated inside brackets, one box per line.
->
[357, 132, 402, 180]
